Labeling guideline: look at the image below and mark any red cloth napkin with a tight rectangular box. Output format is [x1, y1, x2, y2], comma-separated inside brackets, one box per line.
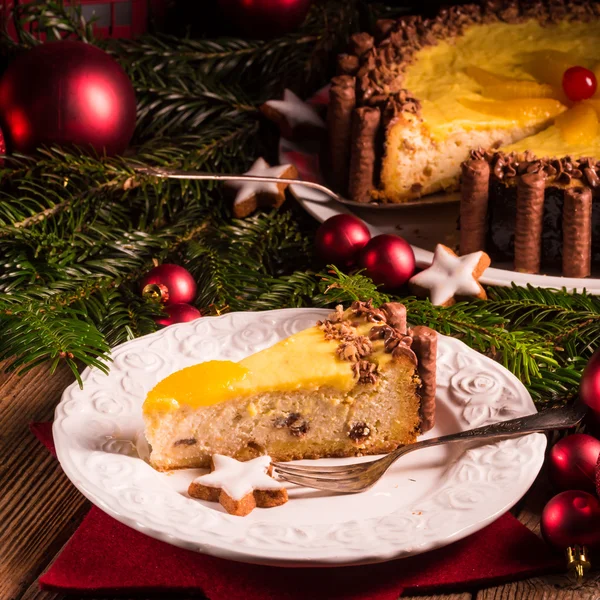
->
[32, 422, 562, 599]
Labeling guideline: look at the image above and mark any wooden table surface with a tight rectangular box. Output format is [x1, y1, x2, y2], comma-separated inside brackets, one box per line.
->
[2, 362, 600, 600]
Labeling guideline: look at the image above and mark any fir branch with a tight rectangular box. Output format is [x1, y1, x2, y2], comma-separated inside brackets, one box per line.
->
[1, 0, 95, 47]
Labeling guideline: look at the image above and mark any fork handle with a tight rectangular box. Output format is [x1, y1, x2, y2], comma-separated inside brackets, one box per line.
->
[133, 166, 340, 202]
[390, 403, 586, 460]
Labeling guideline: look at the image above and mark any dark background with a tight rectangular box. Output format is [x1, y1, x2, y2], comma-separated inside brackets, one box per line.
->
[160, 0, 452, 38]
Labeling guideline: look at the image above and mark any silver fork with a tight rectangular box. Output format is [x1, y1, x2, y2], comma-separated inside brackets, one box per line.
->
[273, 403, 587, 493]
[132, 166, 459, 208]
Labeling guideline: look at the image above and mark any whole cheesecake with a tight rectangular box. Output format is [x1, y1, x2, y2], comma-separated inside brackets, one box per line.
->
[143, 302, 437, 470]
[327, 0, 600, 276]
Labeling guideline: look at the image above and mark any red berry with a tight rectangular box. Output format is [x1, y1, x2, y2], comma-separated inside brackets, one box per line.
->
[562, 66, 597, 102]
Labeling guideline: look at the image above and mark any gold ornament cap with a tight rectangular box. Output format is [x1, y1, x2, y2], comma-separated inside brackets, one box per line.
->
[566, 545, 590, 581]
[142, 283, 169, 303]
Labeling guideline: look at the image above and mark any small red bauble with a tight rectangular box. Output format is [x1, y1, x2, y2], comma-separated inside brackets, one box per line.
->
[358, 234, 415, 289]
[217, 0, 312, 39]
[562, 66, 598, 102]
[580, 349, 600, 413]
[315, 214, 371, 267]
[0, 41, 136, 156]
[140, 264, 197, 306]
[156, 303, 202, 327]
[541, 490, 600, 549]
[548, 433, 600, 493]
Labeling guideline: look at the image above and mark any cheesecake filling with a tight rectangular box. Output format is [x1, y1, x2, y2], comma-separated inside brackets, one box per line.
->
[143, 327, 356, 415]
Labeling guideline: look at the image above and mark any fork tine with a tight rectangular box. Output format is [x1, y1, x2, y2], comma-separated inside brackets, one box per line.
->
[272, 462, 369, 475]
[277, 473, 370, 493]
[274, 467, 366, 483]
[273, 463, 368, 479]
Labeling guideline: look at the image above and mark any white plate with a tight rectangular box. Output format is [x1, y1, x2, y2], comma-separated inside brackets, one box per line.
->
[281, 135, 600, 294]
[54, 308, 545, 567]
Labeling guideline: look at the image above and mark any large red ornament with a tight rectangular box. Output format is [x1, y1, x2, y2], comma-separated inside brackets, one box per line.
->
[0, 41, 136, 156]
[218, 0, 312, 39]
[580, 349, 600, 413]
[541, 490, 600, 549]
[140, 264, 197, 306]
[156, 303, 202, 327]
[548, 433, 600, 493]
[358, 234, 415, 289]
[315, 214, 371, 267]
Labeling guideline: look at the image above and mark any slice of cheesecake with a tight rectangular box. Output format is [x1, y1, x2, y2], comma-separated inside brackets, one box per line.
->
[143, 301, 437, 471]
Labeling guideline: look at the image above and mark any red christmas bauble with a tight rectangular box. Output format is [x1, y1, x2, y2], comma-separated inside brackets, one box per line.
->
[562, 66, 597, 102]
[140, 264, 197, 306]
[541, 490, 600, 549]
[156, 303, 202, 327]
[315, 214, 371, 267]
[358, 234, 415, 289]
[217, 0, 312, 38]
[580, 349, 600, 413]
[549, 433, 600, 493]
[0, 41, 136, 156]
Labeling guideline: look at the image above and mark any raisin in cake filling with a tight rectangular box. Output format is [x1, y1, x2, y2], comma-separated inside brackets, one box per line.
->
[143, 301, 437, 470]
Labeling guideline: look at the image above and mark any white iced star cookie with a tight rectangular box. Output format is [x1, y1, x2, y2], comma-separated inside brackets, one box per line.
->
[260, 88, 325, 140]
[188, 454, 288, 517]
[227, 157, 298, 218]
[409, 244, 490, 307]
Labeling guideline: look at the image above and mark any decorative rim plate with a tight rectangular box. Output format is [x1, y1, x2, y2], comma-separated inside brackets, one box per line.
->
[54, 308, 546, 567]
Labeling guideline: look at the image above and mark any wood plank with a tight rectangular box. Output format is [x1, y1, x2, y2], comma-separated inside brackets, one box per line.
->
[476, 575, 600, 600]
[0, 362, 91, 600]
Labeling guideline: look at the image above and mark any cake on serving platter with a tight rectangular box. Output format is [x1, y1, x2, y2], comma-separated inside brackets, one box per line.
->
[143, 301, 437, 471]
[328, 0, 600, 276]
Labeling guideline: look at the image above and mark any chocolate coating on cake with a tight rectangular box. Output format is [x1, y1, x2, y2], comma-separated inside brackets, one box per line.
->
[563, 187, 592, 278]
[348, 106, 381, 203]
[410, 326, 437, 433]
[515, 170, 546, 274]
[460, 159, 490, 254]
[328, 76, 356, 194]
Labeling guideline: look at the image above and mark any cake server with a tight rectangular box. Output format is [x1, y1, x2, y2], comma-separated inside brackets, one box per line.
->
[273, 403, 587, 493]
[134, 166, 459, 209]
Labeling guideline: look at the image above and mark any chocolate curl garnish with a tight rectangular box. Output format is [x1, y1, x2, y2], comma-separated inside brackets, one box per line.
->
[348, 106, 381, 203]
[380, 302, 407, 334]
[337, 54, 359, 76]
[460, 159, 490, 255]
[350, 32, 374, 57]
[514, 170, 546, 274]
[410, 326, 437, 433]
[563, 187, 592, 278]
[328, 75, 356, 194]
[374, 18, 395, 40]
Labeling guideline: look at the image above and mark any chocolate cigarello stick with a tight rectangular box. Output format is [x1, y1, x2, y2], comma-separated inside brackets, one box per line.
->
[563, 187, 592, 278]
[328, 75, 356, 194]
[514, 170, 546, 274]
[460, 159, 490, 255]
[348, 106, 381, 203]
